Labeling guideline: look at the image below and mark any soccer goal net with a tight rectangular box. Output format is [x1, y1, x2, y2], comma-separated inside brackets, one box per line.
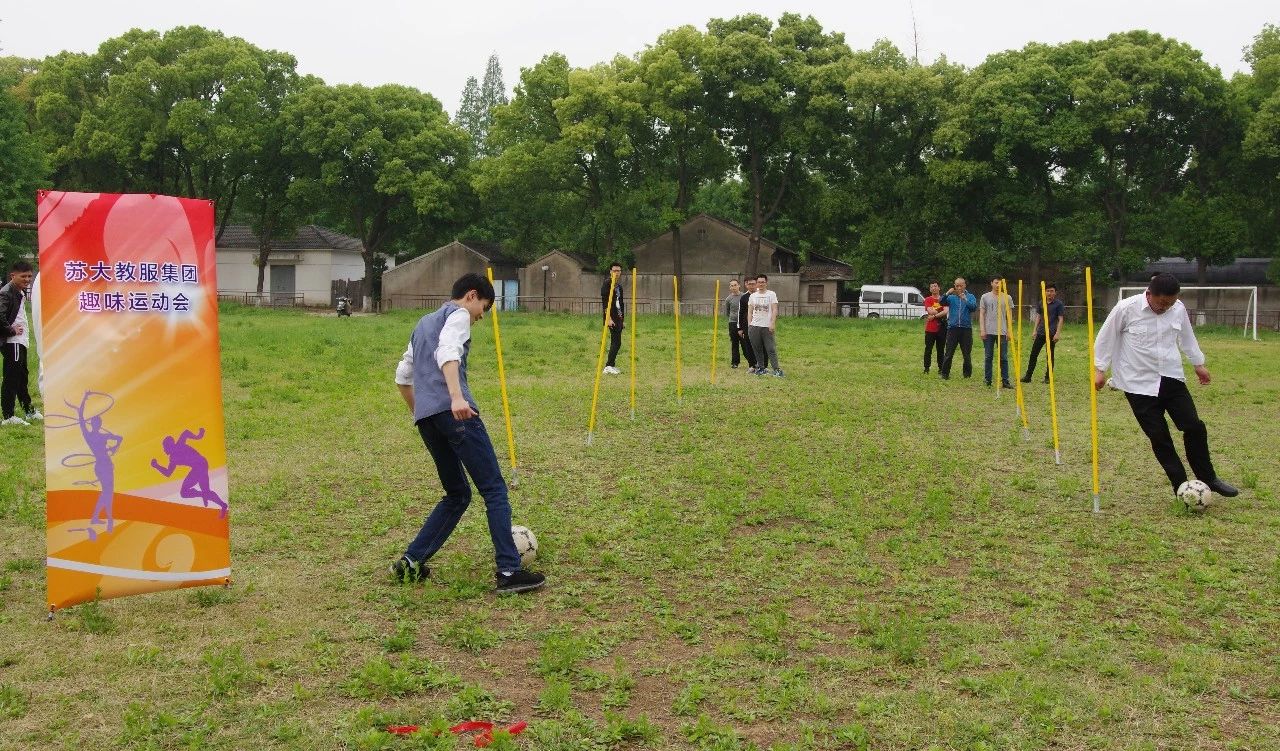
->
[1117, 286, 1259, 340]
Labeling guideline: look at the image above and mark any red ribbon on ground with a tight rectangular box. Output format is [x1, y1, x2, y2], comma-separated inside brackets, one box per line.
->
[385, 720, 527, 745]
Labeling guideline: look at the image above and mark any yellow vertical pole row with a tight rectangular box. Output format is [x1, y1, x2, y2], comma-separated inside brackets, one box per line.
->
[587, 273, 619, 445]
[629, 268, 637, 421]
[485, 268, 518, 483]
[673, 275, 683, 404]
[994, 282, 1004, 398]
[1041, 280, 1062, 465]
[1086, 267, 1101, 512]
[710, 279, 720, 384]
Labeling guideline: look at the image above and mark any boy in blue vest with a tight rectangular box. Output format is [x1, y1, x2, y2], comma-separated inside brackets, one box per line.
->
[392, 273, 545, 594]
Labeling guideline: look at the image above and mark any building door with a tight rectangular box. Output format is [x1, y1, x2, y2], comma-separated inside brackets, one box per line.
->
[270, 265, 295, 304]
[503, 279, 519, 311]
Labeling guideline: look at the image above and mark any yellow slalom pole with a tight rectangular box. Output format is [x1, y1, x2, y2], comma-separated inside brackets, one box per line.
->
[1086, 267, 1101, 513]
[485, 268, 518, 483]
[710, 279, 720, 384]
[629, 268, 637, 421]
[587, 272, 619, 445]
[1041, 281, 1062, 465]
[673, 275, 683, 405]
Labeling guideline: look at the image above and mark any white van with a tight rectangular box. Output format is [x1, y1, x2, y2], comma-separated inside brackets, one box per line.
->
[857, 285, 928, 319]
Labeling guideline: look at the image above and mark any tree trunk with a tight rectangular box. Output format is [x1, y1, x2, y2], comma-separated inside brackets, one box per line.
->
[1029, 246, 1042, 305]
[746, 151, 763, 279]
[1196, 256, 1208, 313]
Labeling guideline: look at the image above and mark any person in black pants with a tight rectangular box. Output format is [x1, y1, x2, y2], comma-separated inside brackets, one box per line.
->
[922, 281, 947, 374]
[1, 261, 38, 427]
[939, 278, 977, 380]
[600, 263, 625, 375]
[724, 279, 745, 367]
[737, 277, 757, 370]
[1022, 282, 1065, 383]
[1093, 273, 1238, 499]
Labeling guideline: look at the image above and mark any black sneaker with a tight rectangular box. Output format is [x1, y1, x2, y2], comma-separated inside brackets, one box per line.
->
[1020, 375, 1032, 383]
[390, 555, 429, 583]
[495, 569, 545, 594]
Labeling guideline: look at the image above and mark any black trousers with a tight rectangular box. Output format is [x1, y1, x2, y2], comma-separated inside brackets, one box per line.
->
[1124, 377, 1217, 491]
[2, 342, 32, 418]
[923, 328, 945, 371]
[940, 327, 972, 378]
[605, 324, 622, 367]
[1024, 334, 1057, 379]
[738, 327, 757, 368]
[728, 327, 746, 366]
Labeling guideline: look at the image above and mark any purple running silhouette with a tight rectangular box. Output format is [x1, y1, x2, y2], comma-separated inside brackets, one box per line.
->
[151, 428, 226, 518]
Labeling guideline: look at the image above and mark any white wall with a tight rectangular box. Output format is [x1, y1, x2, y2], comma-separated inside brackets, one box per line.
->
[215, 247, 367, 305]
[214, 249, 259, 293]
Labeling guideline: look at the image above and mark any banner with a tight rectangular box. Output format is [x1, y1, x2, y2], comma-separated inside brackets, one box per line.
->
[38, 191, 231, 612]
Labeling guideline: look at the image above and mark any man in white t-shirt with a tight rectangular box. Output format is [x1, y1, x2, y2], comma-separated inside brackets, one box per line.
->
[747, 273, 782, 377]
[1, 260, 41, 426]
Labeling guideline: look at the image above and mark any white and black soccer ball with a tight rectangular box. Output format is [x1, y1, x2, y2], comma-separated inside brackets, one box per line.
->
[1177, 480, 1212, 511]
[512, 525, 538, 566]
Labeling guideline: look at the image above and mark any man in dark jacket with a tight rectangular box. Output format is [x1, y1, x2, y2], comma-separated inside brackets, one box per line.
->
[601, 263, 625, 374]
[1, 260, 39, 426]
[737, 277, 757, 370]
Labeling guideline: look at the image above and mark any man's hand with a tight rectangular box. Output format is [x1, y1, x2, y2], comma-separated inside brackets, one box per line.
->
[12, 323, 23, 336]
[769, 324, 775, 333]
[397, 384, 414, 413]
[607, 319, 616, 328]
[1093, 369, 1107, 391]
[1052, 333, 1060, 342]
[1194, 364, 1211, 385]
[451, 396, 477, 420]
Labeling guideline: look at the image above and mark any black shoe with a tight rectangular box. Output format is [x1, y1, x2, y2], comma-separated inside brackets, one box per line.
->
[1020, 375, 1031, 383]
[940, 374, 950, 380]
[1043, 376, 1050, 384]
[390, 555, 429, 583]
[1002, 381, 1013, 389]
[496, 569, 546, 594]
[923, 369, 930, 374]
[1205, 478, 1239, 497]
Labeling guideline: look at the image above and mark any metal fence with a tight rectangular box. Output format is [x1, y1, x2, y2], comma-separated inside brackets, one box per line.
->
[217, 292, 306, 307]
[382, 294, 841, 317]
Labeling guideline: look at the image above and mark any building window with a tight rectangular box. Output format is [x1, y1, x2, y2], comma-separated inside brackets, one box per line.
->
[807, 284, 825, 303]
[697, 228, 708, 243]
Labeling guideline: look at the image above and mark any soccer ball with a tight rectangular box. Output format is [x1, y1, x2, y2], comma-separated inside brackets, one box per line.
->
[512, 525, 538, 566]
[1177, 480, 1212, 511]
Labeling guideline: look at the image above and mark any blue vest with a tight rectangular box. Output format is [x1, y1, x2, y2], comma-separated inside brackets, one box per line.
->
[411, 302, 477, 421]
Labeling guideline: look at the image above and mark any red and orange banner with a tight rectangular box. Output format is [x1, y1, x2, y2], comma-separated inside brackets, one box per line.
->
[38, 191, 231, 611]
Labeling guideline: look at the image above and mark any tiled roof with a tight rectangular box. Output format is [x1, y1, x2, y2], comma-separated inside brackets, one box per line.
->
[800, 252, 854, 281]
[458, 240, 522, 267]
[216, 224, 364, 252]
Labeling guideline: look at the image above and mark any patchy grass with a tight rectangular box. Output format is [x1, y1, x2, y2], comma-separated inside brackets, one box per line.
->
[1, 305, 1278, 750]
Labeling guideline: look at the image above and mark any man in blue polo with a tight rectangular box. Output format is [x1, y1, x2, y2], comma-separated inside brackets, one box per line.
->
[939, 277, 978, 380]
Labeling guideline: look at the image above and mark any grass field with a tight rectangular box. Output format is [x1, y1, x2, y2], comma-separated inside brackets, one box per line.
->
[2, 305, 1278, 750]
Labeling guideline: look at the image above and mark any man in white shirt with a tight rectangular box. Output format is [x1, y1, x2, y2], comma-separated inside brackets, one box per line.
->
[1093, 273, 1237, 498]
[1, 260, 41, 426]
[747, 273, 782, 377]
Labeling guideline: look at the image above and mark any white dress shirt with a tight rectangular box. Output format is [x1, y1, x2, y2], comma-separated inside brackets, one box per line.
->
[392, 308, 471, 385]
[1094, 293, 1205, 397]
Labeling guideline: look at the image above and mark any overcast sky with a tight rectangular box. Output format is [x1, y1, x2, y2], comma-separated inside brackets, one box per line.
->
[3, 1, 1274, 114]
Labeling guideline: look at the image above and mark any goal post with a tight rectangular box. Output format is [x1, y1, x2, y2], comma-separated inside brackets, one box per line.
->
[1116, 286, 1258, 341]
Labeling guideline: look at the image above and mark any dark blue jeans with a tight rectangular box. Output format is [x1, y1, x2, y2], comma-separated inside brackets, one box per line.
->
[405, 411, 522, 573]
[982, 334, 1011, 385]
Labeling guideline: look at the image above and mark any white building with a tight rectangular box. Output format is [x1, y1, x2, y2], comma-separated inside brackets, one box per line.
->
[215, 225, 372, 306]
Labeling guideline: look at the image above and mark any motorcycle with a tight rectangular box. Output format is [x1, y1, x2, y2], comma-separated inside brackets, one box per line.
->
[336, 296, 351, 317]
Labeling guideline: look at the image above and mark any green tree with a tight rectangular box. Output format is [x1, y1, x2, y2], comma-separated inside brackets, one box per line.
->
[27, 26, 301, 238]
[701, 13, 851, 277]
[1237, 24, 1280, 278]
[0, 84, 46, 268]
[932, 41, 1092, 289]
[635, 25, 732, 285]
[1074, 31, 1230, 273]
[456, 75, 484, 154]
[284, 83, 471, 305]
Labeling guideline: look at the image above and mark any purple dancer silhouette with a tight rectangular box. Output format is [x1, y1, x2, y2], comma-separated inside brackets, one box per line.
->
[150, 428, 226, 518]
[77, 395, 123, 534]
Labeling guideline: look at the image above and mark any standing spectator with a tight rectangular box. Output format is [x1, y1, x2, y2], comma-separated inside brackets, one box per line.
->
[600, 263, 625, 375]
[1, 260, 40, 427]
[1093, 273, 1238, 499]
[1022, 283, 1066, 383]
[737, 278, 758, 371]
[922, 281, 948, 374]
[979, 277, 1012, 388]
[724, 280, 746, 368]
[747, 274, 782, 377]
[939, 278, 978, 380]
